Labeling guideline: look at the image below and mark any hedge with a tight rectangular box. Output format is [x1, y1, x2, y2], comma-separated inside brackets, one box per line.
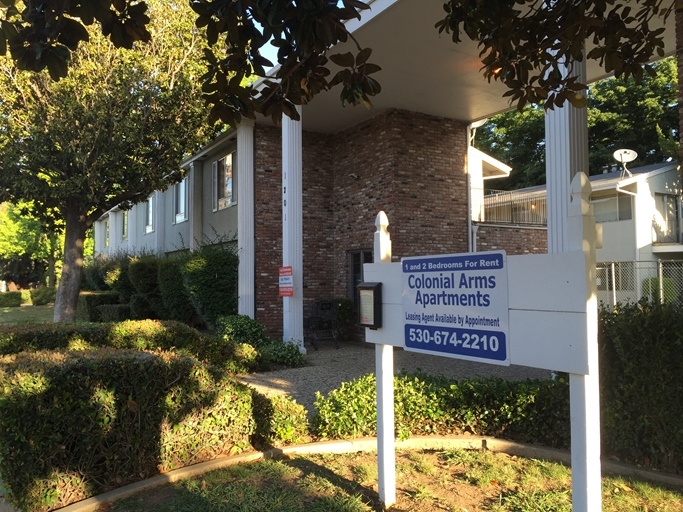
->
[216, 315, 306, 369]
[158, 257, 198, 325]
[78, 291, 119, 322]
[98, 304, 132, 322]
[128, 256, 168, 319]
[313, 373, 571, 448]
[181, 246, 239, 328]
[599, 301, 683, 473]
[0, 292, 22, 308]
[29, 287, 56, 306]
[0, 350, 255, 511]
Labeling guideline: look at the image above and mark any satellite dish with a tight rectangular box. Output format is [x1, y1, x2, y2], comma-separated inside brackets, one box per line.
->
[613, 149, 637, 164]
[613, 149, 637, 177]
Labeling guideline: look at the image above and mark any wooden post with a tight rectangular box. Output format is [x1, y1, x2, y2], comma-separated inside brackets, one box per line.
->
[373, 211, 396, 507]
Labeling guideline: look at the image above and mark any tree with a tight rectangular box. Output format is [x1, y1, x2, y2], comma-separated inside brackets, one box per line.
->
[0, 202, 62, 288]
[0, 1, 677, 120]
[0, 0, 215, 322]
[475, 57, 679, 189]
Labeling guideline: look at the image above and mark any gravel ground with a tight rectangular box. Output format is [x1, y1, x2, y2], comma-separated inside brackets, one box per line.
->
[238, 340, 551, 418]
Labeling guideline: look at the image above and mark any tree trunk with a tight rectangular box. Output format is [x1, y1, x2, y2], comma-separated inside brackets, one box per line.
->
[54, 210, 88, 322]
[47, 231, 57, 288]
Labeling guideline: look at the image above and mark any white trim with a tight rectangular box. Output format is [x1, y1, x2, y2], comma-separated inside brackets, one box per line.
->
[144, 195, 155, 234]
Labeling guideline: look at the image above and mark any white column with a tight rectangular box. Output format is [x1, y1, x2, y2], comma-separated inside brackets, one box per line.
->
[189, 161, 204, 251]
[545, 58, 602, 512]
[155, 190, 165, 256]
[282, 106, 305, 352]
[237, 120, 255, 318]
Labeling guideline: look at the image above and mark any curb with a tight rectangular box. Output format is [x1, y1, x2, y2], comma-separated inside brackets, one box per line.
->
[48, 435, 682, 511]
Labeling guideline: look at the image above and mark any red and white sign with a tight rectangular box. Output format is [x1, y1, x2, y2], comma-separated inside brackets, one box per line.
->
[279, 266, 294, 297]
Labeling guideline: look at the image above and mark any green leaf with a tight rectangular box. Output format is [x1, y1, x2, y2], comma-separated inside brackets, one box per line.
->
[329, 52, 354, 68]
[355, 47, 372, 65]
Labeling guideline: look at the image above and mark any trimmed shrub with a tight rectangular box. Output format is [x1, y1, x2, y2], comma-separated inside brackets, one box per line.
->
[83, 256, 117, 291]
[98, 304, 131, 322]
[0, 320, 255, 373]
[0, 349, 255, 511]
[30, 287, 57, 306]
[334, 297, 355, 341]
[0, 292, 22, 308]
[215, 316, 305, 370]
[251, 391, 309, 447]
[181, 246, 238, 328]
[105, 255, 136, 304]
[313, 373, 570, 448]
[158, 257, 198, 325]
[599, 301, 683, 473]
[129, 293, 155, 320]
[19, 290, 31, 304]
[78, 291, 119, 322]
[216, 314, 270, 348]
[129, 256, 168, 319]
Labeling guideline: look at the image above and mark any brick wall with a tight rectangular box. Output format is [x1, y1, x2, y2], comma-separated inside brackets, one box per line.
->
[474, 224, 547, 255]
[253, 125, 335, 337]
[253, 109, 515, 337]
[331, 109, 470, 297]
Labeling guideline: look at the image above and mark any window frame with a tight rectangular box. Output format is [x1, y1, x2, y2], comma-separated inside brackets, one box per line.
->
[174, 177, 188, 224]
[121, 210, 128, 240]
[212, 151, 236, 212]
[348, 249, 374, 310]
[145, 195, 155, 234]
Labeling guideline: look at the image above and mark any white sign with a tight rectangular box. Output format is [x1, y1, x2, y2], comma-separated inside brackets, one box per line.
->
[401, 251, 510, 365]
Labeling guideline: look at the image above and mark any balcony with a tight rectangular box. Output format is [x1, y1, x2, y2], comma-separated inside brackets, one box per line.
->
[471, 188, 547, 226]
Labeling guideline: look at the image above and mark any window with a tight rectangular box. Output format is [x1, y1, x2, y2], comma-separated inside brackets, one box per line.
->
[348, 250, 373, 309]
[145, 195, 154, 234]
[104, 218, 110, 247]
[653, 193, 681, 243]
[592, 192, 632, 223]
[121, 210, 128, 240]
[174, 177, 188, 223]
[212, 152, 236, 211]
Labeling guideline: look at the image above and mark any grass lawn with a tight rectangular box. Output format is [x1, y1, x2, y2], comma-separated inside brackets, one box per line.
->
[0, 305, 54, 325]
[111, 448, 683, 512]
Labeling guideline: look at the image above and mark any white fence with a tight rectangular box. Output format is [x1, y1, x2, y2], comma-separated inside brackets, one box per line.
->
[596, 260, 683, 307]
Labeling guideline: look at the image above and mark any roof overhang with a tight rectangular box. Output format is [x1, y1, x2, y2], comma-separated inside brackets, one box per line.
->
[469, 146, 512, 179]
[270, 0, 675, 134]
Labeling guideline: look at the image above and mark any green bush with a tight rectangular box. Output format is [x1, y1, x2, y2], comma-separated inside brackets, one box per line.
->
[313, 373, 570, 448]
[334, 297, 356, 341]
[158, 257, 198, 325]
[29, 287, 57, 306]
[0, 320, 255, 373]
[129, 256, 168, 319]
[129, 293, 155, 320]
[216, 314, 271, 348]
[0, 292, 22, 308]
[641, 277, 676, 303]
[19, 290, 31, 304]
[98, 304, 131, 322]
[78, 291, 119, 322]
[0, 349, 255, 511]
[83, 256, 118, 291]
[251, 391, 309, 447]
[181, 246, 238, 328]
[105, 254, 136, 303]
[215, 316, 305, 370]
[599, 301, 683, 473]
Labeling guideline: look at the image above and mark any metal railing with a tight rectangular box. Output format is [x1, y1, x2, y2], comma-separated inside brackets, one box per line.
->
[471, 188, 547, 226]
[596, 260, 683, 307]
